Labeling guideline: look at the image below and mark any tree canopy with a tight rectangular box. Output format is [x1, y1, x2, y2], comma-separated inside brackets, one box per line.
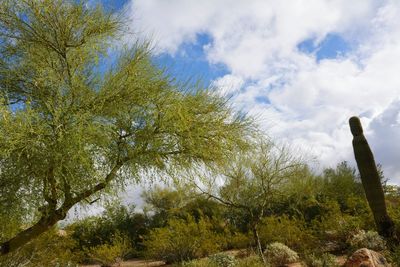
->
[0, 0, 252, 254]
[192, 139, 305, 264]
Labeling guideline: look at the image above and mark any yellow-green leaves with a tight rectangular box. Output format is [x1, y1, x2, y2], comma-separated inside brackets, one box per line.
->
[0, 0, 253, 253]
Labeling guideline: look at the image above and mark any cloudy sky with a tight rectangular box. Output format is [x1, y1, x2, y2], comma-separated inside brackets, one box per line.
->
[102, 0, 400, 183]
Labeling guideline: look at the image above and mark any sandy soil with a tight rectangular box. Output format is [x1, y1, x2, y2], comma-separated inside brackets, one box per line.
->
[80, 259, 165, 267]
[80, 254, 348, 267]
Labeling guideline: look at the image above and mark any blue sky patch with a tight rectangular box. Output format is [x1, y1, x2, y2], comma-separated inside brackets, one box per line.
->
[255, 96, 270, 105]
[89, 0, 129, 11]
[94, 4, 228, 87]
[297, 33, 351, 61]
[153, 33, 229, 86]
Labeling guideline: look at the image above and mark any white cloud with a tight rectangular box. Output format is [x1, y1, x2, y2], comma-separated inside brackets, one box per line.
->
[369, 100, 400, 182]
[212, 74, 244, 96]
[127, 0, 400, 183]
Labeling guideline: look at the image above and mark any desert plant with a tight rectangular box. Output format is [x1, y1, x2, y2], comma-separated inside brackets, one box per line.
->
[312, 210, 364, 252]
[264, 242, 299, 266]
[85, 233, 130, 267]
[0, 0, 252, 256]
[144, 216, 222, 263]
[387, 245, 400, 265]
[227, 232, 252, 249]
[0, 228, 79, 267]
[304, 253, 339, 267]
[349, 116, 397, 242]
[179, 258, 217, 267]
[347, 230, 386, 251]
[259, 216, 315, 252]
[69, 203, 148, 257]
[235, 255, 266, 267]
[209, 253, 237, 267]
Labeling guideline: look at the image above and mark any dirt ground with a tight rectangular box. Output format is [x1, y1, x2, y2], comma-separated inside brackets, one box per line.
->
[81, 259, 165, 267]
[80, 254, 348, 267]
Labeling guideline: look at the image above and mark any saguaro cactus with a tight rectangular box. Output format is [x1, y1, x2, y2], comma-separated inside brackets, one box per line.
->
[349, 116, 397, 241]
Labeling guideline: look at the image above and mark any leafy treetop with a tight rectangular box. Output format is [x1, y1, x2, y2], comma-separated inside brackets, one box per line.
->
[0, 0, 253, 255]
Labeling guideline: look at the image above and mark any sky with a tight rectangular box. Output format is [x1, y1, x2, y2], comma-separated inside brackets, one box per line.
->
[105, 0, 400, 184]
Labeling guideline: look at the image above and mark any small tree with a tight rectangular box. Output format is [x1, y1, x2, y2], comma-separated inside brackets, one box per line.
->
[195, 139, 304, 265]
[0, 0, 252, 254]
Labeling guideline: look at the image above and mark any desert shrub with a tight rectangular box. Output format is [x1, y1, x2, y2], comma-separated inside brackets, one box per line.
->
[259, 216, 315, 252]
[236, 255, 265, 267]
[0, 228, 79, 267]
[387, 246, 400, 265]
[178, 258, 217, 267]
[85, 233, 130, 267]
[311, 207, 364, 252]
[144, 216, 222, 263]
[264, 242, 299, 266]
[69, 203, 148, 257]
[347, 230, 386, 251]
[235, 249, 253, 259]
[209, 253, 237, 267]
[227, 232, 251, 249]
[304, 253, 339, 267]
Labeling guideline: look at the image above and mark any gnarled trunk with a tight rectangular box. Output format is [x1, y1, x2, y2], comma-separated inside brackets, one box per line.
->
[0, 208, 67, 255]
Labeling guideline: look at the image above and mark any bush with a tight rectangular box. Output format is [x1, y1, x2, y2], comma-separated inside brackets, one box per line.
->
[347, 230, 386, 251]
[178, 258, 217, 267]
[227, 232, 251, 249]
[388, 246, 400, 265]
[311, 209, 364, 252]
[144, 216, 222, 263]
[209, 253, 237, 267]
[235, 255, 265, 267]
[304, 253, 339, 267]
[85, 233, 130, 267]
[264, 242, 299, 266]
[69, 203, 148, 257]
[259, 215, 315, 252]
[0, 228, 79, 267]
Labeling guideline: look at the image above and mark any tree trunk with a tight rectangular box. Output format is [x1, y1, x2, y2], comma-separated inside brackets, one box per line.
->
[0, 161, 124, 255]
[252, 225, 267, 266]
[0, 208, 67, 255]
[349, 116, 397, 243]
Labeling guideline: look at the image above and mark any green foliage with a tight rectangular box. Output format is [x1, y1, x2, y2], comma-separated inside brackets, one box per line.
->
[0, 0, 252, 253]
[218, 141, 304, 219]
[264, 242, 299, 266]
[387, 246, 400, 265]
[0, 228, 79, 267]
[235, 255, 265, 267]
[179, 258, 217, 267]
[177, 255, 266, 267]
[226, 232, 252, 249]
[143, 186, 191, 227]
[69, 203, 147, 257]
[259, 216, 316, 252]
[201, 139, 305, 259]
[209, 253, 237, 267]
[321, 162, 364, 211]
[347, 230, 386, 251]
[303, 253, 339, 267]
[144, 216, 222, 263]
[85, 233, 130, 267]
[311, 205, 365, 252]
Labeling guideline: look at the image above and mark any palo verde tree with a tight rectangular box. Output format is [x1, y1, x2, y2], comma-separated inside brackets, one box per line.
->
[194, 139, 304, 265]
[0, 0, 252, 255]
